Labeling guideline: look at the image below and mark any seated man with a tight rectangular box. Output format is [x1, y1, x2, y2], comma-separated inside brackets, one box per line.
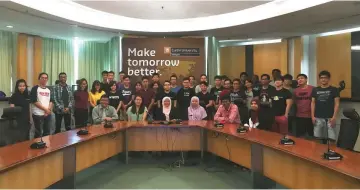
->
[92, 95, 118, 124]
[214, 94, 241, 124]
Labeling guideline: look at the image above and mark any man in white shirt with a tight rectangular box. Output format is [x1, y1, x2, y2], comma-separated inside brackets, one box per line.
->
[30, 72, 53, 138]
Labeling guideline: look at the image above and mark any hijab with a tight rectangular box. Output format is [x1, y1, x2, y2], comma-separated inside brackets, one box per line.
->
[250, 98, 260, 124]
[162, 96, 172, 121]
[188, 96, 207, 121]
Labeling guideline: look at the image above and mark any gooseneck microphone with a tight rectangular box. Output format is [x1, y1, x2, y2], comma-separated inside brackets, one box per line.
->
[323, 119, 343, 160]
[30, 121, 46, 149]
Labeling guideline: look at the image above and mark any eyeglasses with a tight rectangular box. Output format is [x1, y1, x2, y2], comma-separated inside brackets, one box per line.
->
[40, 77, 48, 80]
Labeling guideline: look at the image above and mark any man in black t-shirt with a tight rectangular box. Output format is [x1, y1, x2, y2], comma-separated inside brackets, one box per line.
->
[230, 79, 247, 124]
[100, 70, 110, 93]
[156, 80, 177, 120]
[176, 77, 196, 120]
[258, 74, 276, 131]
[119, 75, 134, 120]
[210, 75, 224, 110]
[197, 81, 215, 120]
[311, 70, 340, 142]
[271, 77, 292, 135]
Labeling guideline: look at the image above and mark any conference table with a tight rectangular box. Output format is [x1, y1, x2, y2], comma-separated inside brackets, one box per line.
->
[0, 121, 359, 189]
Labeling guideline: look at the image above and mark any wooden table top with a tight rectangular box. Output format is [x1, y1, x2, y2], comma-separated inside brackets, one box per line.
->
[1, 121, 359, 180]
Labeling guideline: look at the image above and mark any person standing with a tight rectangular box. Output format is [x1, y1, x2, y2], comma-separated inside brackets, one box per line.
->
[108, 81, 123, 116]
[196, 81, 215, 120]
[195, 74, 212, 93]
[53, 72, 74, 134]
[210, 75, 224, 110]
[244, 79, 260, 110]
[189, 75, 196, 90]
[283, 74, 296, 134]
[9, 79, 31, 142]
[30, 72, 53, 138]
[118, 76, 134, 120]
[271, 77, 292, 135]
[229, 79, 248, 124]
[100, 71, 109, 93]
[89, 80, 106, 123]
[74, 78, 89, 128]
[170, 74, 181, 94]
[156, 80, 177, 120]
[294, 74, 314, 137]
[258, 74, 276, 131]
[239, 72, 249, 86]
[139, 76, 155, 120]
[176, 77, 196, 120]
[311, 70, 340, 143]
[116, 71, 126, 89]
[269, 69, 281, 87]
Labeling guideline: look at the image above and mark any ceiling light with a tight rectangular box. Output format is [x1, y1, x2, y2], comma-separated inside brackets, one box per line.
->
[219, 39, 282, 47]
[6, 25, 13, 28]
[247, 38, 253, 41]
[319, 27, 360, 37]
[351, 45, 360, 51]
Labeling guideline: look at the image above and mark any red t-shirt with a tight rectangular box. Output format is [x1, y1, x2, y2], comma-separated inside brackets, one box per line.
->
[294, 85, 314, 118]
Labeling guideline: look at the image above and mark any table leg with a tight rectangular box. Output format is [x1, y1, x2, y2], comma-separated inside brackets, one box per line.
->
[49, 146, 76, 189]
[251, 143, 276, 189]
[124, 129, 128, 164]
[200, 128, 207, 161]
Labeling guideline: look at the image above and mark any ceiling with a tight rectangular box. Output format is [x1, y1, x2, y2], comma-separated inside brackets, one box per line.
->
[76, 1, 269, 20]
[1, 1, 360, 42]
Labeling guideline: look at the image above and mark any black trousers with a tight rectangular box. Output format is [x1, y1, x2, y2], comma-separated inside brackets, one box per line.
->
[75, 108, 88, 128]
[239, 106, 248, 125]
[258, 108, 274, 131]
[16, 116, 31, 142]
[55, 113, 71, 134]
[295, 117, 314, 137]
[32, 115, 52, 138]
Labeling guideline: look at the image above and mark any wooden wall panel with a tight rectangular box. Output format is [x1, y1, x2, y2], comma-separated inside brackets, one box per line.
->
[219, 46, 246, 79]
[293, 37, 303, 77]
[33, 37, 42, 84]
[316, 33, 351, 98]
[253, 40, 288, 76]
[16, 34, 27, 80]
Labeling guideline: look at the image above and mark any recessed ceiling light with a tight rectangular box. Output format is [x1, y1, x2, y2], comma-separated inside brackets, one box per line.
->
[6, 25, 13, 28]
[247, 38, 253, 41]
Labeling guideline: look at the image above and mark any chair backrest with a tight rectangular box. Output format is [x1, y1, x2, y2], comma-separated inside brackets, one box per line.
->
[337, 119, 360, 151]
[0, 91, 6, 98]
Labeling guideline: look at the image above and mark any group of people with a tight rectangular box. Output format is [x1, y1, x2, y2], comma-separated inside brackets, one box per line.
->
[8, 68, 340, 144]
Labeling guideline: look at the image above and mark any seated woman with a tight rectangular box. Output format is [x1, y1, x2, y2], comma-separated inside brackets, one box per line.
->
[157, 97, 177, 121]
[214, 94, 241, 124]
[127, 95, 148, 121]
[244, 98, 260, 128]
[188, 96, 207, 121]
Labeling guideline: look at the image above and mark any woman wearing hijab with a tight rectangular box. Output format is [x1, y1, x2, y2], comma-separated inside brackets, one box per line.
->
[244, 98, 260, 128]
[157, 97, 176, 121]
[188, 96, 207, 121]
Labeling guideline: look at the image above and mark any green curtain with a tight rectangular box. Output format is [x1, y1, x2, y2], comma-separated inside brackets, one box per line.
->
[42, 38, 74, 85]
[78, 36, 119, 84]
[0, 31, 17, 96]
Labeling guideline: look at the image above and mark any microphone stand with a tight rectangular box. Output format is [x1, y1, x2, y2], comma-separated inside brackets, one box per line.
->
[77, 122, 89, 135]
[323, 119, 343, 160]
[30, 124, 46, 149]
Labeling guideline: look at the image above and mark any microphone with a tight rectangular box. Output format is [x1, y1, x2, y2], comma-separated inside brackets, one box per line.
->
[104, 120, 114, 128]
[77, 123, 89, 135]
[30, 120, 46, 149]
[323, 119, 343, 160]
[237, 124, 248, 134]
[279, 118, 295, 145]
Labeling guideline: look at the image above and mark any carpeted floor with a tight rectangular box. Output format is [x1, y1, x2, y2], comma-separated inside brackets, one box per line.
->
[75, 153, 285, 189]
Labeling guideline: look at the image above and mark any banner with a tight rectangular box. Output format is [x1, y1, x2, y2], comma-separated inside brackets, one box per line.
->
[122, 38, 205, 82]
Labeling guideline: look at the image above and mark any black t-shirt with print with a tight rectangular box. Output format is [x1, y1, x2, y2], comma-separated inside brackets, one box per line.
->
[108, 91, 123, 109]
[271, 88, 292, 116]
[210, 86, 224, 104]
[119, 86, 133, 105]
[156, 90, 177, 103]
[229, 90, 247, 108]
[259, 85, 276, 108]
[176, 88, 195, 109]
[311, 86, 340, 118]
